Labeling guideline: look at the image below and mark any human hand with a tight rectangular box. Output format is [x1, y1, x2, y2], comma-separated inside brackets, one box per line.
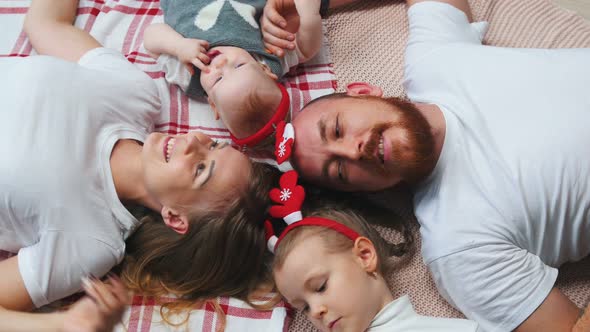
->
[294, 0, 321, 20]
[61, 275, 130, 332]
[174, 38, 211, 75]
[261, 0, 300, 57]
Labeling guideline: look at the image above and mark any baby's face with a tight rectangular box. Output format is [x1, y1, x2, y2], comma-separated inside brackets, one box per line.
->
[200, 46, 259, 93]
[273, 234, 383, 332]
[200, 46, 276, 133]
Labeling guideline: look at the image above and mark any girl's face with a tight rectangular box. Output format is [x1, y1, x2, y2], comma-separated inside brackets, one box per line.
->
[273, 234, 389, 332]
[141, 131, 250, 213]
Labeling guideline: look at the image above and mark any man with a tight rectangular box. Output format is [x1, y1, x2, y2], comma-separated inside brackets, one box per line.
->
[262, 0, 590, 331]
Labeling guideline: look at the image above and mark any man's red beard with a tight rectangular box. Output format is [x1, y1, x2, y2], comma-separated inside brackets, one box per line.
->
[362, 97, 436, 184]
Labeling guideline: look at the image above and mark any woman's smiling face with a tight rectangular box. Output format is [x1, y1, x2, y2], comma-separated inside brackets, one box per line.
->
[141, 131, 251, 212]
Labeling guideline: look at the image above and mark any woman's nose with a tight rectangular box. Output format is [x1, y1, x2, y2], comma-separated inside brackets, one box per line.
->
[183, 132, 210, 154]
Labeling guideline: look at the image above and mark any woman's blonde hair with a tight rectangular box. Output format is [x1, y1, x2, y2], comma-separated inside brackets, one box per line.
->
[119, 162, 281, 328]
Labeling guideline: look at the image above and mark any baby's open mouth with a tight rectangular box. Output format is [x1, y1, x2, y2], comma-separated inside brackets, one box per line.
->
[207, 50, 221, 61]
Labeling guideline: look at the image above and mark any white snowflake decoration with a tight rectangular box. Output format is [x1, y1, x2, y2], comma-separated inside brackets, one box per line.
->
[280, 188, 292, 201]
[277, 142, 287, 158]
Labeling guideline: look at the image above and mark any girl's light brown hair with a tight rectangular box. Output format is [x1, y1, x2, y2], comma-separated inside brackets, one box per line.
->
[119, 162, 281, 326]
[272, 208, 398, 277]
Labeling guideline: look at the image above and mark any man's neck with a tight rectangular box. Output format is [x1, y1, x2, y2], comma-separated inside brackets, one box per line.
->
[110, 139, 161, 212]
[415, 102, 446, 174]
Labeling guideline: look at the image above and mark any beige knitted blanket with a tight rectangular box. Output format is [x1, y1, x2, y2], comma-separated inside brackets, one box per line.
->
[289, 0, 590, 330]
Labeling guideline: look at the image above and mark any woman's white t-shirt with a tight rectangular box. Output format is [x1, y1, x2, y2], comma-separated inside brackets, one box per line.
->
[0, 48, 161, 307]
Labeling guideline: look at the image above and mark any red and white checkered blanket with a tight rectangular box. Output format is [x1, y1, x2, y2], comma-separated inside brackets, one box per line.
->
[1, 0, 337, 138]
[0, 0, 338, 330]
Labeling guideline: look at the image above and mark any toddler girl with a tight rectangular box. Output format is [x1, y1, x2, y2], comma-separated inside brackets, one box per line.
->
[265, 171, 480, 331]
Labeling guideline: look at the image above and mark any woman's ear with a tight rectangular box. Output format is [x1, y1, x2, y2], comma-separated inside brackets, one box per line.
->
[345, 82, 383, 97]
[352, 236, 378, 273]
[161, 206, 189, 234]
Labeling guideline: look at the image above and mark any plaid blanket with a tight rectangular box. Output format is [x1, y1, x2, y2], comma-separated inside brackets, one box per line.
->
[0, 0, 338, 330]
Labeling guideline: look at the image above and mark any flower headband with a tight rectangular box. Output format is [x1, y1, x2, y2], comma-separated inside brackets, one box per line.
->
[230, 83, 290, 149]
[264, 170, 360, 253]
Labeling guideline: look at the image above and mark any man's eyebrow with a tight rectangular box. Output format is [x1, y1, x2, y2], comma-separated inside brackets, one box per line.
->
[199, 160, 215, 188]
[318, 116, 332, 181]
[317, 117, 327, 143]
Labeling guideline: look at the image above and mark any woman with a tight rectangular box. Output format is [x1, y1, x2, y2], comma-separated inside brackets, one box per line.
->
[0, 0, 276, 329]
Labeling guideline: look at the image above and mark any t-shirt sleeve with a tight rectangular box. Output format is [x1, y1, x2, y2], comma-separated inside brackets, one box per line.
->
[76, 47, 161, 125]
[428, 243, 558, 332]
[78, 47, 143, 74]
[158, 53, 191, 92]
[405, 1, 488, 66]
[17, 233, 122, 307]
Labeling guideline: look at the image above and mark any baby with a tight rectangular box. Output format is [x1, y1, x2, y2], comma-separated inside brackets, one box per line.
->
[265, 171, 479, 332]
[144, 0, 327, 149]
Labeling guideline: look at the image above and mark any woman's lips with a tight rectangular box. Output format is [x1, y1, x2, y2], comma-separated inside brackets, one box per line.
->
[163, 136, 172, 162]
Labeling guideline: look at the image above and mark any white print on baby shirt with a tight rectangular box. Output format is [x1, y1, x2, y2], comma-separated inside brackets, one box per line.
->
[195, 0, 259, 31]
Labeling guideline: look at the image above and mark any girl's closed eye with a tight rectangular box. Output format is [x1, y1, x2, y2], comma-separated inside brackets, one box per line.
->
[302, 303, 310, 313]
[317, 280, 327, 293]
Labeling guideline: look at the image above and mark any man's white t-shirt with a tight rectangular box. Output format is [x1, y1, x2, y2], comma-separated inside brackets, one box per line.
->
[0, 48, 161, 307]
[404, 2, 590, 331]
[369, 295, 479, 332]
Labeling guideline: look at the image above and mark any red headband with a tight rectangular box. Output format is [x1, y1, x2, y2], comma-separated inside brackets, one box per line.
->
[265, 171, 360, 253]
[276, 217, 359, 248]
[230, 83, 290, 148]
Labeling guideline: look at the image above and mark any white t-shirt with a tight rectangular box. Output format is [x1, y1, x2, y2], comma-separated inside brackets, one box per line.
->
[0, 48, 161, 307]
[369, 295, 479, 332]
[404, 2, 590, 331]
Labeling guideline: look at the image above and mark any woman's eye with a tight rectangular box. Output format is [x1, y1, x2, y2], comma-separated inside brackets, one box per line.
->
[195, 163, 206, 177]
[209, 140, 218, 150]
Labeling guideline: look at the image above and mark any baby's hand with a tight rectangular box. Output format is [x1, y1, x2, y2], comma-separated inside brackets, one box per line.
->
[175, 38, 211, 75]
[61, 275, 130, 332]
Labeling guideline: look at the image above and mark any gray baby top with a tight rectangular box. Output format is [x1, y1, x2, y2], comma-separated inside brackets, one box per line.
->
[161, 0, 283, 98]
